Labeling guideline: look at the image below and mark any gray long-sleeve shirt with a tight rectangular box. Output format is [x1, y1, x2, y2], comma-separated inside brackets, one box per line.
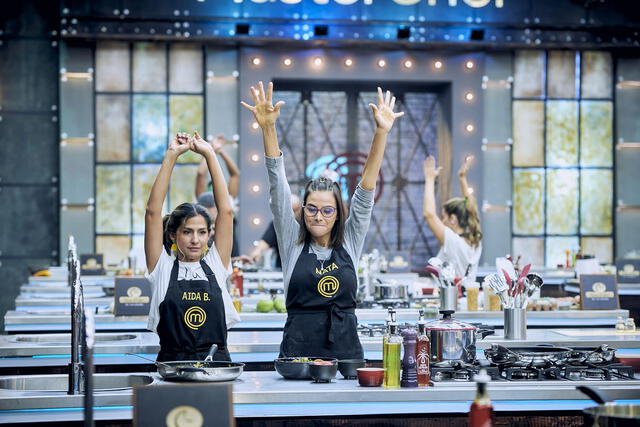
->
[265, 154, 375, 295]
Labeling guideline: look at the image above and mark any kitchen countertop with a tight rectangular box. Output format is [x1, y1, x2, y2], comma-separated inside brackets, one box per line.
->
[1, 329, 639, 367]
[1, 370, 639, 423]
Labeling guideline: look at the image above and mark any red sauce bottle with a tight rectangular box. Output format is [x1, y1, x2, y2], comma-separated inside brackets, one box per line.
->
[469, 369, 494, 427]
[415, 310, 432, 387]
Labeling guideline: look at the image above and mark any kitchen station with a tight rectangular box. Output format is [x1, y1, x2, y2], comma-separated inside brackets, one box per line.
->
[2, 0, 640, 426]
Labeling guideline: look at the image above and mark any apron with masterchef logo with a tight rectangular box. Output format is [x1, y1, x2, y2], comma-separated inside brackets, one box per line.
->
[156, 259, 230, 362]
[279, 241, 363, 359]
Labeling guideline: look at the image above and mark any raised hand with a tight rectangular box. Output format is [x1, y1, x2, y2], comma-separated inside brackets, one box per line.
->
[423, 156, 442, 181]
[168, 132, 191, 158]
[211, 134, 225, 152]
[189, 131, 214, 157]
[458, 155, 474, 178]
[369, 87, 404, 133]
[240, 81, 285, 128]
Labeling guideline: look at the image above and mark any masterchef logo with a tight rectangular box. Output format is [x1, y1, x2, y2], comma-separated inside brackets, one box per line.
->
[166, 405, 203, 427]
[317, 275, 339, 298]
[118, 286, 150, 304]
[184, 306, 207, 330]
[585, 282, 614, 299]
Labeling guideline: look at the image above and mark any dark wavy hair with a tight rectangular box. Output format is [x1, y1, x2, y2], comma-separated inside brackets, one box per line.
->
[297, 178, 347, 248]
[163, 203, 212, 254]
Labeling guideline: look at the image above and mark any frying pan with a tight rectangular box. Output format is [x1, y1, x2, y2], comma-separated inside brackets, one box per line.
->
[127, 345, 244, 382]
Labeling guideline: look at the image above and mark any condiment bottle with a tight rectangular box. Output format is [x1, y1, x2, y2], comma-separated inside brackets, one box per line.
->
[616, 316, 626, 334]
[416, 310, 432, 387]
[232, 287, 242, 312]
[400, 329, 418, 388]
[382, 308, 394, 378]
[469, 368, 494, 427]
[232, 262, 244, 297]
[383, 320, 402, 389]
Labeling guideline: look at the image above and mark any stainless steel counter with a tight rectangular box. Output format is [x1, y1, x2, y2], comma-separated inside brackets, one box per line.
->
[0, 371, 639, 418]
[1, 329, 639, 363]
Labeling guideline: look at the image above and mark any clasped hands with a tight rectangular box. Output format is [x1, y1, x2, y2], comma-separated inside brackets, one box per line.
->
[168, 131, 215, 159]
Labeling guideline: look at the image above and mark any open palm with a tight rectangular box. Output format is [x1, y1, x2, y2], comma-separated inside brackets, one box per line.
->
[370, 87, 404, 133]
[240, 81, 285, 128]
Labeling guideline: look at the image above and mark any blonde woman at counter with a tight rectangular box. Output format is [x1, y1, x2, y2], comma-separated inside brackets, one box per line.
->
[145, 132, 239, 362]
[423, 155, 483, 285]
[241, 82, 403, 359]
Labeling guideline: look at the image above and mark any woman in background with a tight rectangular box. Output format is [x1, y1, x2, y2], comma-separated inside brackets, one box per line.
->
[423, 155, 482, 285]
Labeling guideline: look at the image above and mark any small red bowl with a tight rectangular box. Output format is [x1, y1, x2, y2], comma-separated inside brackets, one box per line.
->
[357, 367, 384, 387]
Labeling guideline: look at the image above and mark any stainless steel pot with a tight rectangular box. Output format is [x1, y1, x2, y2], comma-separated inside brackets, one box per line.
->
[579, 385, 640, 427]
[374, 282, 407, 300]
[425, 310, 493, 366]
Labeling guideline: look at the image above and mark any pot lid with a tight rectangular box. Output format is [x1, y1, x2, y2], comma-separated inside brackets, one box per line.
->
[425, 310, 477, 331]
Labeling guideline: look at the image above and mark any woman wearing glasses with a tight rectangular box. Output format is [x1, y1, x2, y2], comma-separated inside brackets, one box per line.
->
[242, 82, 403, 358]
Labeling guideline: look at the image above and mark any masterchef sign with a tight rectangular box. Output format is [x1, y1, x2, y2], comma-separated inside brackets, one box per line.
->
[234, 0, 504, 7]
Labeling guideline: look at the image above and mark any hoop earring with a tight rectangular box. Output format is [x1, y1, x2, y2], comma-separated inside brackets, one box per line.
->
[171, 243, 177, 252]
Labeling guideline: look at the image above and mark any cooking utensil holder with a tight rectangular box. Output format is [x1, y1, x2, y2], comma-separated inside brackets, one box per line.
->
[504, 308, 527, 340]
[439, 286, 458, 312]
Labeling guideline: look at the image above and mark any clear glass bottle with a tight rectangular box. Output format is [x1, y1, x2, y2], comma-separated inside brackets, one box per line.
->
[625, 318, 636, 332]
[382, 308, 394, 377]
[383, 321, 402, 389]
[616, 316, 626, 334]
[416, 310, 431, 386]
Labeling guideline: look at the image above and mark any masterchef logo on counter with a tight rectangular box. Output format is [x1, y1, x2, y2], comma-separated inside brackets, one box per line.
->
[580, 274, 619, 310]
[318, 275, 340, 297]
[619, 264, 640, 277]
[118, 286, 150, 304]
[585, 282, 615, 299]
[166, 405, 204, 427]
[184, 306, 207, 330]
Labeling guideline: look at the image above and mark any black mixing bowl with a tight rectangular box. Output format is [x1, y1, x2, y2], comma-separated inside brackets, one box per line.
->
[337, 359, 366, 379]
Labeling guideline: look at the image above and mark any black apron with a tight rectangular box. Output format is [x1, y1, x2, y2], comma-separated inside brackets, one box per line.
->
[156, 259, 230, 362]
[279, 241, 363, 359]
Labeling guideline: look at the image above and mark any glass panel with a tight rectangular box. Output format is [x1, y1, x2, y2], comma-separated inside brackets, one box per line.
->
[581, 170, 613, 234]
[169, 165, 199, 208]
[581, 237, 613, 264]
[169, 44, 203, 93]
[95, 41, 130, 92]
[512, 237, 545, 268]
[133, 165, 162, 234]
[133, 95, 167, 162]
[169, 95, 204, 163]
[513, 169, 545, 235]
[547, 51, 577, 99]
[96, 235, 131, 268]
[581, 101, 613, 167]
[96, 95, 130, 162]
[546, 101, 578, 166]
[96, 165, 131, 233]
[513, 101, 544, 167]
[546, 169, 578, 234]
[133, 42, 167, 92]
[546, 236, 579, 268]
[513, 50, 545, 98]
[581, 51, 612, 99]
